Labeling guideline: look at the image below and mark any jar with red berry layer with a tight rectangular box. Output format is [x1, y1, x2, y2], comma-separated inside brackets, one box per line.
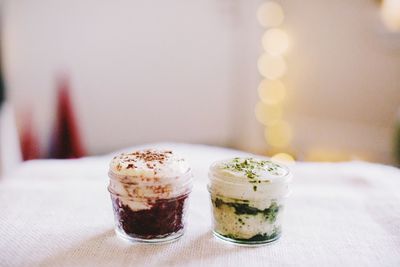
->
[108, 149, 193, 243]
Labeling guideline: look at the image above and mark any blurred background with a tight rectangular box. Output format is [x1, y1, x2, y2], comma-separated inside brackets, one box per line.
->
[0, 0, 400, 172]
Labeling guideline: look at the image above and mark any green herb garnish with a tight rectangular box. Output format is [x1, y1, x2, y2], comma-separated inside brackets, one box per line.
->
[223, 157, 282, 180]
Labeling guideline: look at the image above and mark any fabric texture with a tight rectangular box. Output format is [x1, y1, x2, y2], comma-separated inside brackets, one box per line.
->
[0, 143, 399, 267]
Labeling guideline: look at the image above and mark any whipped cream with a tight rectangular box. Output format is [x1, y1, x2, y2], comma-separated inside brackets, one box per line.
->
[110, 149, 190, 178]
[208, 157, 291, 202]
[108, 149, 192, 210]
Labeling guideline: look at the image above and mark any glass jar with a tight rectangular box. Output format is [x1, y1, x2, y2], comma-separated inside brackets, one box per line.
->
[208, 157, 292, 246]
[108, 150, 193, 243]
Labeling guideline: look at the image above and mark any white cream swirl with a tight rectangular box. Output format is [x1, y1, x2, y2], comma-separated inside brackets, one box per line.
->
[110, 149, 190, 178]
[208, 157, 291, 202]
[108, 149, 192, 210]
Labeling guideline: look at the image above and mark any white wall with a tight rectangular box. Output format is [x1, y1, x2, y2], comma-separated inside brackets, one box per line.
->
[2, 0, 262, 155]
[2, 0, 400, 163]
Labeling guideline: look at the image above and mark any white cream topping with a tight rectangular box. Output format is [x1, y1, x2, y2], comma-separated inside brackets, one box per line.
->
[211, 157, 288, 181]
[208, 157, 291, 200]
[108, 149, 192, 210]
[110, 149, 190, 178]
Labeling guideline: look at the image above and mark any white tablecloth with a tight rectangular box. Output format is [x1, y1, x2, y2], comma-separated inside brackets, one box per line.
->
[1, 143, 400, 267]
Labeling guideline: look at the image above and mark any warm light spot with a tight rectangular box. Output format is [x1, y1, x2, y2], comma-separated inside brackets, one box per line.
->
[381, 0, 400, 32]
[264, 121, 292, 148]
[262, 29, 289, 56]
[258, 79, 286, 105]
[255, 102, 282, 126]
[257, 2, 284, 28]
[305, 148, 365, 162]
[257, 53, 287, 80]
[271, 153, 295, 165]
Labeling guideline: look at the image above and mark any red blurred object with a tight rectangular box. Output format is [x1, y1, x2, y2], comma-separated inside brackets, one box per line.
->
[49, 77, 86, 159]
[20, 111, 40, 161]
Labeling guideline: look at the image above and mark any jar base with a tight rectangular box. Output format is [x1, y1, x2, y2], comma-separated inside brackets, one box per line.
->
[212, 231, 281, 247]
[115, 228, 184, 244]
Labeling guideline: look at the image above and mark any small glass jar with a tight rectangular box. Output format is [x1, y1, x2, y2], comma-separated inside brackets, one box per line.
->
[108, 150, 193, 243]
[208, 157, 292, 246]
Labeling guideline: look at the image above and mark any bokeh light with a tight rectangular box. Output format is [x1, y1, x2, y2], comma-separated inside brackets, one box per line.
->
[257, 1, 292, 153]
[255, 102, 283, 126]
[271, 153, 296, 165]
[262, 28, 289, 56]
[258, 79, 286, 105]
[257, 53, 287, 80]
[381, 0, 400, 32]
[257, 2, 284, 28]
[264, 120, 292, 148]
[305, 148, 364, 162]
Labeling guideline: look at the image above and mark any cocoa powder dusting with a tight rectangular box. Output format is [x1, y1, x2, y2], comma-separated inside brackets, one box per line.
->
[116, 150, 174, 172]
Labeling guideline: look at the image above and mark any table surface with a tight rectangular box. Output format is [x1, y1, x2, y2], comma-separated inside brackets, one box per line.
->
[1, 143, 400, 267]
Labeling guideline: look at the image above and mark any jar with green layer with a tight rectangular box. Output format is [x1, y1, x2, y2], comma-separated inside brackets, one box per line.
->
[208, 157, 292, 246]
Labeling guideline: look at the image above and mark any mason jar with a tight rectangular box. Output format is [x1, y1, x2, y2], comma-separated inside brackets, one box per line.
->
[108, 150, 193, 243]
[208, 157, 292, 246]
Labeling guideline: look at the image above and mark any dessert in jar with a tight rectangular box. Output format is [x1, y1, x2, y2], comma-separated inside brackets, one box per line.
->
[208, 157, 292, 246]
[108, 149, 193, 243]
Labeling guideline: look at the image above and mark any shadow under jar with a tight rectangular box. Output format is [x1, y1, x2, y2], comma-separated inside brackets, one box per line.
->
[208, 157, 292, 246]
[108, 150, 193, 243]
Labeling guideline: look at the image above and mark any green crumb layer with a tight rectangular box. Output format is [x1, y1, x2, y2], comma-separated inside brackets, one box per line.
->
[213, 198, 280, 223]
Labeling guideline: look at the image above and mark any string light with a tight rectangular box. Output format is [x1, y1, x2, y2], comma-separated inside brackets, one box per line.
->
[271, 153, 295, 165]
[264, 120, 292, 148]
[255, 102, 282, 126]
[257, 53, 287, 80]
[257, 2, 284, 28]
[256, 1, 295, 160]
[258, 79, 286, 105]
[381, 0, 400, 32]
[262, 28, 289, 56]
